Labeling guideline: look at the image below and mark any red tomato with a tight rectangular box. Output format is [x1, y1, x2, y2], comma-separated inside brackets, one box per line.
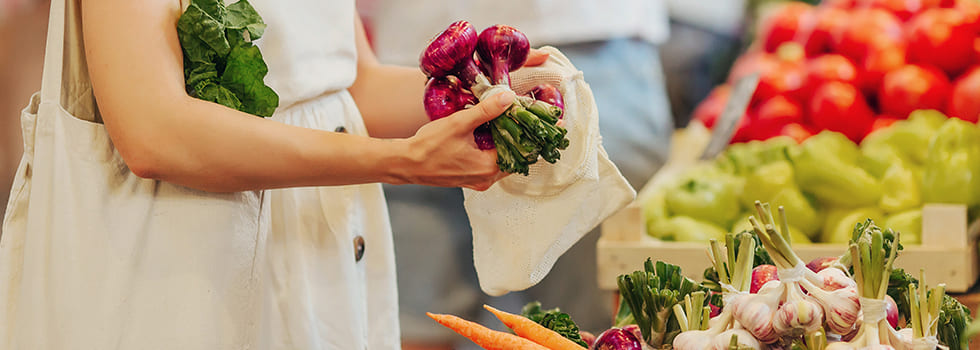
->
[779, 122, 814, 143]
[729, 52, 806, 103]
[906, 8, 975, 75]
[836, 9, 905, 63]
[755, 95, 804, 139]
[872, 116, 902, 132]
[808, 81, 876, 142]
[802, 7, 851, 56]
[859, 43, 907, 94]
[692, 85, 731, 129]
[947, 65, 980, 122]
[879, 64, 951, 118]
[803, 54, 859, 96]
[758, 2, 815, 52]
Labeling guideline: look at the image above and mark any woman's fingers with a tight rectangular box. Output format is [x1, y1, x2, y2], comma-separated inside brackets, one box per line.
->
[524, 49, 549, 67]
[456, 91, 514, 130]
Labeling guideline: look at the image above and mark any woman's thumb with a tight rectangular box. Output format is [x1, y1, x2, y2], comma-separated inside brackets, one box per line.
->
[462, 91, 514, 129]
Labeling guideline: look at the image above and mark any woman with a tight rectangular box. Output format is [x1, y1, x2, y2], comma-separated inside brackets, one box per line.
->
[0, 0, 546, 349]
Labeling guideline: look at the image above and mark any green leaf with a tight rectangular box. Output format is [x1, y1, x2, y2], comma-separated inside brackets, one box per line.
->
[519, 302, 587, 347]
[190, 0, 226, 19]
[185, 62, 219, 90]
[220, 43, 279, 117]
[225, 0, 267, 40]
[177, 3, 230, 59]
[196, 83, 244, 112]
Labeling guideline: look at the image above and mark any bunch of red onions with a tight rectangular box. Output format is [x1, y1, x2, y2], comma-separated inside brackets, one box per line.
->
[420, 21, 568, 175]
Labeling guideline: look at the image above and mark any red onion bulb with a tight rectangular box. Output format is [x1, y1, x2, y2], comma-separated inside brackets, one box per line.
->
[475, 24, 530, 86]
[530, 84, 565, 112]
[423, 76, 476, 121]
[419, 21, 478, 78]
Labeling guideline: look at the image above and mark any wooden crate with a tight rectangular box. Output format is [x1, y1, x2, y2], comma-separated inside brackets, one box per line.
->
[596, 125, 980, 293]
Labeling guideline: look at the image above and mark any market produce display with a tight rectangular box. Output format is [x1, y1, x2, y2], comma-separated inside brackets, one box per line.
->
[693, 0, 980, 144]
[427, 202, 976, 349]
[646, 109, 980, 244]
[176, 0, 279, 118]
[419, 21, 569, 175]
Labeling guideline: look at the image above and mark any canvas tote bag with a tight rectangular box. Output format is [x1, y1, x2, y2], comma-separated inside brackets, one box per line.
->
[0, 0, 269, 348]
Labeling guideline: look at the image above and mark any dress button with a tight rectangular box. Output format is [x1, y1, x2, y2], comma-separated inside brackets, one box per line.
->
[335, 125, 347, 133]
[353, 236, 366, 262]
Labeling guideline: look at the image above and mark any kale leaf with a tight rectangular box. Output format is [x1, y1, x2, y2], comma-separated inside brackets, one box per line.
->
[177, 0, 278, 117]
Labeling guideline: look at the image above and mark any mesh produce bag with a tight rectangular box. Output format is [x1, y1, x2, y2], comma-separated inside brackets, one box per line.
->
[463, 46, 637, 296]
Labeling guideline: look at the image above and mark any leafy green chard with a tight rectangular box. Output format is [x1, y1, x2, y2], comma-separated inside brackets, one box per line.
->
[615, 259, 702, 347]
[519, 302, 587, 347]
[177, 0, 278, 117]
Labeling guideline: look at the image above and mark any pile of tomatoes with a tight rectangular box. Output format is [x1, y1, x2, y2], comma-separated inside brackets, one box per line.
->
[694, 0, 980, 143]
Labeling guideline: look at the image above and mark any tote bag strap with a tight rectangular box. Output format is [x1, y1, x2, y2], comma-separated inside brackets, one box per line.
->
[39, 0, 98, 123]
[39, 0, 66, 105]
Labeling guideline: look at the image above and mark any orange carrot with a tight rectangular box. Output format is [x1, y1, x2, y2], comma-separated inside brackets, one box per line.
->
[483, 305, 587, 350]
[426, 312, 552, 350]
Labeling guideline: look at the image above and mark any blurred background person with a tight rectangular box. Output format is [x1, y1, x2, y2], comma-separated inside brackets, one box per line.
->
[360, 1, 674, 349]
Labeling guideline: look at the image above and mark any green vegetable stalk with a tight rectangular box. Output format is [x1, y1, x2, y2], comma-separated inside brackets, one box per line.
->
[177, 0, 279, 117]
[922, 118, 980, 206]
[616, 259, 702, 346]
[489, 100, 568, 175]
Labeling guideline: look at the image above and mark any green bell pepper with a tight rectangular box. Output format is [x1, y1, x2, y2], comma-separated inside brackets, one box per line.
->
[859, 144, 908, 179]
[740, 161, 822, 237]
[791, 132, 882, 208]
[922, 118, 980, 206]
[808, 131, 860, 163]
[861, 109, 946, 166]
[663, 169, 741, 227]
[820, 206, 886, 244]
[643, 188, 668, 229]
[649, 216, 727, 242]
[740, 161, 794, 208]
[879, 161, 922, 213]
[884, 209, 922, 245]
[714, 137, 798, 176]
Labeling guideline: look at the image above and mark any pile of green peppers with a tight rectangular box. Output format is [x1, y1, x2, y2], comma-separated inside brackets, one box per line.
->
[645, 109, 980, 245]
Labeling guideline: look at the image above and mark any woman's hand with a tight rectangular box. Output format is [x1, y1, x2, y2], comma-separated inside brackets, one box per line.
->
[525, 49, 549, 67]
[395, 91, 516, 191]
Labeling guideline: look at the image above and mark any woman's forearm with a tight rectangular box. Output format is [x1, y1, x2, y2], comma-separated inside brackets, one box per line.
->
[121, 96, 414, 192]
